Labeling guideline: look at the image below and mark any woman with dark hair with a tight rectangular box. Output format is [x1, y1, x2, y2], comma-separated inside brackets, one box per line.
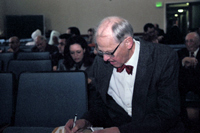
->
[59, 36, 93, 71]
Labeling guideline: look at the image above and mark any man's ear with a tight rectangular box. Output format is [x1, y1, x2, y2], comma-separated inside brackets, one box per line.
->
[125, 37, 134, 49]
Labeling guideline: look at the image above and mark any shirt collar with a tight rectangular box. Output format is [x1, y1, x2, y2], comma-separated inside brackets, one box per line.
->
[125, 39, 140, 67]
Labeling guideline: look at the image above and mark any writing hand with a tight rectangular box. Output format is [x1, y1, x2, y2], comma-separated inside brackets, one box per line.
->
[65, 119, 91, 133]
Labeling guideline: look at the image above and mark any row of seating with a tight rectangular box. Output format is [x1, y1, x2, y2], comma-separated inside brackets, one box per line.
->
[0, 52, 50, 72]
[0, 45, 34, 52]
[0, 38, 33, 46]
[0, 71, 88, 133]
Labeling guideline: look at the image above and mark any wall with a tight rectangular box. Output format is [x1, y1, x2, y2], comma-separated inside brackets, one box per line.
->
[1, 0, 199, 37]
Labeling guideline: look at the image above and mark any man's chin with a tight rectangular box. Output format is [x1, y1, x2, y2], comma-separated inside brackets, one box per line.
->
[109, 61, 121, 68]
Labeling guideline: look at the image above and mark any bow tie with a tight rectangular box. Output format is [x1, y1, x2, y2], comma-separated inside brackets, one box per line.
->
[117, 64, 133, 75]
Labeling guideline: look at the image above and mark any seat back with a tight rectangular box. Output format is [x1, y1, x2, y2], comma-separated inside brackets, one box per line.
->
[17, 52, 50, 60]
[57, 59, 64, 70]
[3, 127, 54, 133]
[19, 45, 35, 52]
[0, 73, 13, 126]
[14, 71, 88, 127]
[0, 53, 14, 72]
[7, 60, 52, 80]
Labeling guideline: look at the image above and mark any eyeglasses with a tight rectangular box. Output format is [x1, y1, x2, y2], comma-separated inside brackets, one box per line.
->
[97, 39, 125, 57]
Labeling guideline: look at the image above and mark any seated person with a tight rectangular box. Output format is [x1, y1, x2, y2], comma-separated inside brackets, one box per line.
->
[142, 23, 158, 43]
[87, 28, 95, 44]
[59, 35, 93, 71]
[48, 30, 60, 45]
[66, 27, 81, 36]
[177, 32, 200, 127]
[26, 29, 42, 46]
[154, 23, 165, 43]
[7, 36, 24, 58]
[32, 35, 59, 69]
[53, 33, 71, 71]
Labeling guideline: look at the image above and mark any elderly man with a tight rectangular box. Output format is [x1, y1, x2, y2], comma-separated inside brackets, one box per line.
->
[7, 36, 24, 58]
[32, 35, 58, 69]
[178, 32, 200, 127]
[65, 16, 184, 133]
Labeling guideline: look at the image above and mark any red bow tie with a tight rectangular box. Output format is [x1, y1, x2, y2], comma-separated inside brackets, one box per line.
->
[117, 64, 133, 75]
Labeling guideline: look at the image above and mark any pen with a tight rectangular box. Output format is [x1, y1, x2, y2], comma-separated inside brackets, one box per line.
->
[90, 126, 94, 132]
[73, 114, 77, 128]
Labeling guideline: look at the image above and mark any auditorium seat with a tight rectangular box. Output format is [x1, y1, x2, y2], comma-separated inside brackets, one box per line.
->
[14, 71, 88, 127]
[0, 73, 14, 132]
[7, 60, 52, 80]
[16, 52, 50, 60]
[0, 53, 14, 72]
[3, 127, 54, 133]
[19, 45, 35, 52]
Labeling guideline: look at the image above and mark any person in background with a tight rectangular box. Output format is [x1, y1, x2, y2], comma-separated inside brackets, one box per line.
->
[48, 30, 60, 45]
[58, 34, 71, 57]
[66, 27, 80, 36]
[26, 29, 42, 46]
[142, 23, 158, 43]
[53, 33, 71, 71]
[178, 32, 200, 131]
[32, 35, 59, 70]
[165, 25, 184, 44]
[64, 16, 184, 133]
[87, 28, 95, 44]
[7, 36, 24, 58]
[154, 23, 165, 43]
[59, 35, 93, 71]
[87, 28, 96, 56]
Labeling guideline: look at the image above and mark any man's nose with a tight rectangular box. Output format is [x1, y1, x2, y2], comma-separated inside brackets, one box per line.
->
[103, 54, 110, 61]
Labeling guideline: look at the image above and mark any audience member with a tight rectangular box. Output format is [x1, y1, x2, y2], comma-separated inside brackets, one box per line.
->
[66, 27, 81, 36]
[154, 23, 165, 43]
[165, 25, 184, 44]
[178, 32, 200, 130]
[53, 33, 71, 71]
[48, 30, 60, 45]
[7, 36, 24, 58]
[64, 16, 184, 133]
[32, 35, 59, 69]
[26, 29, 42, 46]
[59, 35, 93, 71]
[87, 28, 95, 44]
[142, 23, 158, 43]
[58, 33, 71, 57]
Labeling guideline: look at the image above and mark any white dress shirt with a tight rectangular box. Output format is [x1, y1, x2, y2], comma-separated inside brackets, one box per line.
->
[190, 48, 199, 57]
[108, 39, 140, 116]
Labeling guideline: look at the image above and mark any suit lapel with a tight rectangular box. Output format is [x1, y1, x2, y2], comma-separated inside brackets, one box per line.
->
[98, 60, 113, 103]
[131, 40, 154, 122]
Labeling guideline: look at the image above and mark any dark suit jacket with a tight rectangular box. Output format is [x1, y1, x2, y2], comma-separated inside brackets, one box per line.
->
[83, 39, 184, 133]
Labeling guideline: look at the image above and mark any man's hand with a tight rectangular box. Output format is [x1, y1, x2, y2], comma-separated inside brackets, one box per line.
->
[65, 119, 91, 133]
[93, 127, 120, 133]
[7, 48, 13, 52]
[182, 57, 198, 68]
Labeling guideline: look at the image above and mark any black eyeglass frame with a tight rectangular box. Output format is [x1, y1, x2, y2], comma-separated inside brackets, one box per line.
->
[97, 38, 125, 56]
